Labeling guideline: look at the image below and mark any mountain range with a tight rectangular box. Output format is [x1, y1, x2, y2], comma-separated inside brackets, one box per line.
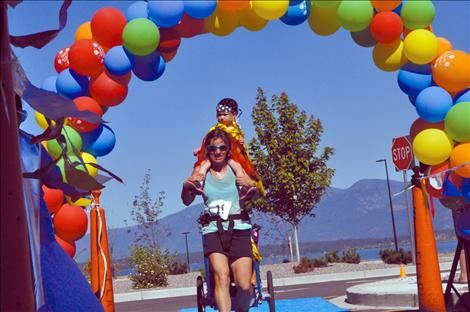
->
[75, 179, 456, 262]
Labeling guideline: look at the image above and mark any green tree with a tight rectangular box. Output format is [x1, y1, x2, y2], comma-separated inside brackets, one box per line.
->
[249, 88, 335, 261]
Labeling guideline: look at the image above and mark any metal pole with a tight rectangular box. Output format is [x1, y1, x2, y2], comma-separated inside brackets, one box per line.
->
[293, 224, 301, 263]
[384, 159, 399, 252]
[182, 232, 190, 273]
[403, 171, 416, 264]
[288, 236, 294, 263]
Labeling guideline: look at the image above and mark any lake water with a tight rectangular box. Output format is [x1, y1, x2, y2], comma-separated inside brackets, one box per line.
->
[116, 239, 458, 276]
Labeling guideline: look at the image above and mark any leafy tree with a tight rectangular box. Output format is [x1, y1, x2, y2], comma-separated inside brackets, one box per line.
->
[249, 88, 335, 260]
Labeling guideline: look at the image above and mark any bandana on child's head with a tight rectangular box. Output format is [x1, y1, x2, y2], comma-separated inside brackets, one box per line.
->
[216, 98, 238, 114]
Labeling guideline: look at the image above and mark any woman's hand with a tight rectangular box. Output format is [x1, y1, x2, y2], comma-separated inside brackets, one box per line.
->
[236, 175, 255, 188]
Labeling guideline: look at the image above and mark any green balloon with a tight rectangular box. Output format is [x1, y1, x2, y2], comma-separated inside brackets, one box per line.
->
[401, 0, 435, 30]
[337, 0, 373, 32]
[123, 18, 160, 56]
[57, 155, 85, 183]
[445, 102, 470, 143]
[47, 126, 82, 159]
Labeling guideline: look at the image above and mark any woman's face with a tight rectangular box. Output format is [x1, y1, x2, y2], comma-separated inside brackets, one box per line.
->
[208, 137, 229, 165]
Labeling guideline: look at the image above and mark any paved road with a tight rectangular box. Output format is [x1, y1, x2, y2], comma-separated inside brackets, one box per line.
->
[115, 276, 397, 312]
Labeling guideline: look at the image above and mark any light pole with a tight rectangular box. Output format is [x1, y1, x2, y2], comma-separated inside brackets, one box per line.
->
[376, 159, 399, 252]
[182, 232, 190, 273]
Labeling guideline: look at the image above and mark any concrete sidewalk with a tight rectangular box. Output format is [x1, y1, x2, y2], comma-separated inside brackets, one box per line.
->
[114, 261, 454, 303]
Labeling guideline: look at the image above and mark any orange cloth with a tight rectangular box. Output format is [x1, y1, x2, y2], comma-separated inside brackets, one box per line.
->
[194, 122, 265, 195]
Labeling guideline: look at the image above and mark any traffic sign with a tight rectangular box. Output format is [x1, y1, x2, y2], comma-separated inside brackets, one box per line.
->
[392, 136, 414, 171]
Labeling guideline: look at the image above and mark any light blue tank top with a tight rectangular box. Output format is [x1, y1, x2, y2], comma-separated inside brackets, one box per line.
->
[201, 167, 251, 235]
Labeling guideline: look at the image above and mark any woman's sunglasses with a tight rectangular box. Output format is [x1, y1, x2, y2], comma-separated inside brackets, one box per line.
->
[208, 145, 228, 153]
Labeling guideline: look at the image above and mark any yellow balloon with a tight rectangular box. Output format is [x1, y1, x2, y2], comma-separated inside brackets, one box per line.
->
[35, 111, 49, 129]
[65, 195, 92, 207]
[205, 8, 239, 36]
[403, 29, 438, 65]
[81, 152, 98, 177]
[75, 21, 93, 41]
[373, 40, 408, 72]
[252, 0, 289, 20]
[308, 3, 340, 36]
[41, 141, 48, 151]
[239, 4, 268, 31]
[413, 128, 454, 165]
[312, 0, 340, 9]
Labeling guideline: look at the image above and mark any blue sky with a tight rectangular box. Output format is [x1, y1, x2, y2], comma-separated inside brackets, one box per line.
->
[8, 1, 470, 228]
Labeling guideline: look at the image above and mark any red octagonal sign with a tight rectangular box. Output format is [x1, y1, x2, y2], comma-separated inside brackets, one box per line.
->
[392, 136, 414, 171]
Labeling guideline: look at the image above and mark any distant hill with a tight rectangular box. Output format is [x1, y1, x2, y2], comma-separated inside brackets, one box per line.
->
[75, 179, 455, 262]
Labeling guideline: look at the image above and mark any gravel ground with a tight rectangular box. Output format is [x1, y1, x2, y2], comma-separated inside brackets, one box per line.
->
[112, 256, 453, 294]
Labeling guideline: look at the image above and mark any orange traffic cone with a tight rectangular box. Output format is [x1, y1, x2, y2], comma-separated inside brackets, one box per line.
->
[400, 264, 407, 278]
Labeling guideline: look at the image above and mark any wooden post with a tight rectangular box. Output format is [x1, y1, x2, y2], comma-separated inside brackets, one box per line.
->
[0, 2, 35, 311]
[90, 190, 115, 312]
[412, 170, 446, 311]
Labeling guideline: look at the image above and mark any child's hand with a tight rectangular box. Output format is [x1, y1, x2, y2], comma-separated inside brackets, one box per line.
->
[193, 147, 201, 157]
[238, 138, 245, 146]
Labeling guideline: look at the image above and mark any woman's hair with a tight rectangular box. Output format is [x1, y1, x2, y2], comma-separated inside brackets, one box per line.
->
[204, 128, 232, 160]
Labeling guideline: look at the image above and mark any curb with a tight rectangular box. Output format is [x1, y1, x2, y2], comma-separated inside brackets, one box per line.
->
[114, 261, 453, 303]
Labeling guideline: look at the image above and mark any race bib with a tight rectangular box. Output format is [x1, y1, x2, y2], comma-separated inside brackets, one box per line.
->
[207, 200, 232, 220]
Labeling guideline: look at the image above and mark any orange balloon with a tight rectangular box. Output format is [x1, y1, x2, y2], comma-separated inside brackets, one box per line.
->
[371, 0, 401, 11]
[42, 185, 64, 214]
[68, 96, 103, 133]
[75, 21, 93, 41]
[450, 143, 470, 178]
[433, 50, 470, 93]
[433, 37, 453, 63]
[409, 118, 445, 142]
[218, 0, 250, 12]
[53, 204, 88, 242]
[55, 235, 76, 257]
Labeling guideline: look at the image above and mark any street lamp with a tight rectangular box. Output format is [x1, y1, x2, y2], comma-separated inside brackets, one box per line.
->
[182, 232, 190, 273]
[376, 159, 399, 252]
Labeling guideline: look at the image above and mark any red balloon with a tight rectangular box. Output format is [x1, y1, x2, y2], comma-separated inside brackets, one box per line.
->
[68, 96, 103, 132]
[42, 185, 64, 214]
[108, 71, 132, 85]
[90, 71, 128, 107]
[409, 118, 445, 142]
[157, 28, 181, 53]
[55, 235, 76, 257]
[160, 48, 178, 63]
[68, 39, 105, 77]
[425, 161, 449, 198]
[175, 14, 207, 38]
[54, 47, 70, 73]
[370, 12, 403, 44]
[53, 204, 88, 242]
[91, 7, 127, 48]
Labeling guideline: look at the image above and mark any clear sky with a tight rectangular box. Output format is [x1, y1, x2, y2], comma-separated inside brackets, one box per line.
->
[8, 1, 470, 228]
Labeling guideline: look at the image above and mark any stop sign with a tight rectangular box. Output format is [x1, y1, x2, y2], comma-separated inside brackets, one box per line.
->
[392, 136, 414, 171]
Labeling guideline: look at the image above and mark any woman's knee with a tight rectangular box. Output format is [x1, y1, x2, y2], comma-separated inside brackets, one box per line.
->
[237, 280, 252, 292]
[214, 271, 230, 287]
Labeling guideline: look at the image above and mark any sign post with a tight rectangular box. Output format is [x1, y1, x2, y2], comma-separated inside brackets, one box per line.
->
[391, 136, 415, 264]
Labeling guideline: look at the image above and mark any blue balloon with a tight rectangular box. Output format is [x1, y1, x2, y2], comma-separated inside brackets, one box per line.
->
[56, 69, 89, 99]
[393, 1, 403, 15]
[443, 174, 462, 197]
[280, 0, 311, 26]
[104, 46, 133, 76]
[462, 178, 470, 203]
[41, 76, 58, 93]
[397, 62, 433, 96]
[408, 95, 416, 106]
[132, 52, 166, 81]
[454, 88, 470, 104]
[126, 1, 148, 21]
[415, 86, 453, 122]
[81, 124, 116, 157]
[184, 0, 217, 19]
[148, 0, 184, 28]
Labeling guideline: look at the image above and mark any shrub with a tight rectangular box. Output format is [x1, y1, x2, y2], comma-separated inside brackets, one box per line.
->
[312, 256, 328, 268]
[293, 257, 315, 273]
[380, 248, 412, 264]
[341, 248, 361, 264]
[169, 262, 187, 275]
[324, 250, 341, 263]
[128, 245, 176, 288]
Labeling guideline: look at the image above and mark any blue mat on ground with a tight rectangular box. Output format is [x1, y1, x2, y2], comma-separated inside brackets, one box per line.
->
[179, 297, 348, 312]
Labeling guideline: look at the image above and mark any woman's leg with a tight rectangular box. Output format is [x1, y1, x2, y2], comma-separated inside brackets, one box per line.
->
[208, 252, 231, 312]
[231, 256, 253, 312]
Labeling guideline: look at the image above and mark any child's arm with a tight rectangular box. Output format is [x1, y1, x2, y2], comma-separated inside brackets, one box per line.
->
[228, 159, 246, 178]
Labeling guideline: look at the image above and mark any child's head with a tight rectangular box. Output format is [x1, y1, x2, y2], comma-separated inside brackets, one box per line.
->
[216, 98, 238, 126]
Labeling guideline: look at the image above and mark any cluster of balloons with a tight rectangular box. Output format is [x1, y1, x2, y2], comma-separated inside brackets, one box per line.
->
[42, 185, 88, 257]
[35, 0, 469, 241]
